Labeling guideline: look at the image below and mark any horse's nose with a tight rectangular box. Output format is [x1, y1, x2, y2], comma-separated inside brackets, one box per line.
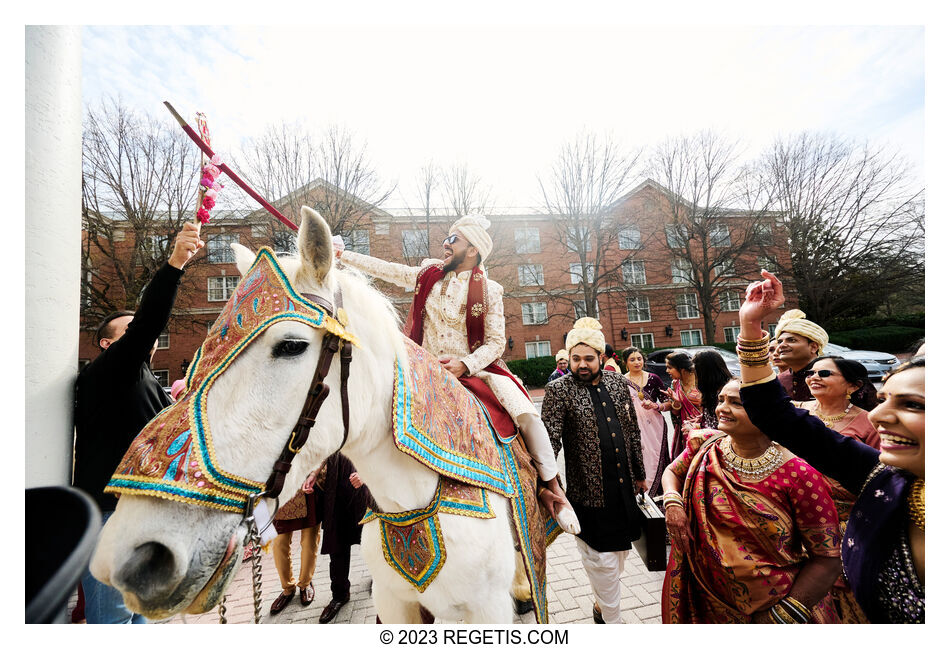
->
[114, 541, 185, 603]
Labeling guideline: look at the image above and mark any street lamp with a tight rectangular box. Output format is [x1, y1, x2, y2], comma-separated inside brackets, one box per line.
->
[507, 336, 514, 350]
[620, 328, 628, 340]
[665, 325, 674, 337]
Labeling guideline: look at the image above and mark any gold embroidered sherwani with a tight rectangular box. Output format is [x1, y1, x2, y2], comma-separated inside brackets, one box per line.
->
[339, 251, 536, 420]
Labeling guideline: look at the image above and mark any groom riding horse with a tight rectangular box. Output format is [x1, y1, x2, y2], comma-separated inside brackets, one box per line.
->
[335, 216, 579, 540]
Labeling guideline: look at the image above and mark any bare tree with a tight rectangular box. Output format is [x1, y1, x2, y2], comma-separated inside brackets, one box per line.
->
[237, 122, 395, 245]
[648, 131, 774, 343]
[534, 131, 643, 323]
[440, 163, 494, 217]
[756, 132, 924, 324]
[81, 97, 207, 325]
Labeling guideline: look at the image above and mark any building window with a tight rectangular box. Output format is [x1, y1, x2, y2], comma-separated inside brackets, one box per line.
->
[665, 224, 688, 248]
[208, 276, 240, 302]
[671, 258, 692, 284]
[402, 230, 429, 258]
[757, 256, 779, 272]
[569, 262, 595, 284]
[521, 302, 548, 325]
[724, 326, 741, 343]
[518, 264, 544, 286]
[622, 259, 646, 285]
[680, 330, 703, 346]
[676, 294, 700, 319]
[153, 369, 169, 388]
[251, 223, 269, 238]
[515, 228, 541, 254]
[207, 320, 217, 334]
[156, 330, 169, 349]
[626, 296, 651, 323]
[343, 229, 370, 255]
[146, 234, 172, 258]
[713, 260, 736, 278]
[750, 223, 773, 245]
[573, 300, 600, 319]
[207, 234, 239, 264]
[710, 224, 731, 247]
[525, 341, 552, 359]
[567, 226, 591, 253]
[719, 290, 741, 312]
[619, 227, 641, 250]
[629, 333, 655, 349]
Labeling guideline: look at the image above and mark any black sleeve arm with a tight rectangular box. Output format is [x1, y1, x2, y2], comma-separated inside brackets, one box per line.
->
[102, 262, 184, 372]
[740, 378, 880, 494]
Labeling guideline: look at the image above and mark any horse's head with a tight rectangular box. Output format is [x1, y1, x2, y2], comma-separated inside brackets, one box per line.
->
[90, 207, 386, 618]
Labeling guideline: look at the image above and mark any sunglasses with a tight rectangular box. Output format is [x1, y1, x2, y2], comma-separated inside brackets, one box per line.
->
[804, 369, 839, 378]
[443, 233, 461, 246]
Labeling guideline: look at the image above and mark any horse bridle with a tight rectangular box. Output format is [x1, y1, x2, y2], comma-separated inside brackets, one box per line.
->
[258, 287, 353, 503]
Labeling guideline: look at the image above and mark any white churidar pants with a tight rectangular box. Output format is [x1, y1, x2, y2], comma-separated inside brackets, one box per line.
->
[515, 412, 559, 482]
[575, 537, 628, 624]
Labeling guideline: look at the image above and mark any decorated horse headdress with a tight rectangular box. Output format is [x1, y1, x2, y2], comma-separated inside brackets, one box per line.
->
[105, 247, 359, 513]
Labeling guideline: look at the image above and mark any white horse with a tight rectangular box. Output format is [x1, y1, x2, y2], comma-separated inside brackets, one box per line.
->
[91, 207, 533, 623]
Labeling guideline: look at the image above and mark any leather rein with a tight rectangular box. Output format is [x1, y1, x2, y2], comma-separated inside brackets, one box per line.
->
[256, 288, 353, 503]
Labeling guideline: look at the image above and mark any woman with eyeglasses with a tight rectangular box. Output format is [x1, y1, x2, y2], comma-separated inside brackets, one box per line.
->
[798, 357, 880, 449]
[736, 271, 924, 623]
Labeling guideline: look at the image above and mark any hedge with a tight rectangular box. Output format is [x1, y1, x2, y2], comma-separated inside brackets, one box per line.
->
[825, 312, 924, 332]
[829, 326, 924, 354]
[507, 355, 557, 388]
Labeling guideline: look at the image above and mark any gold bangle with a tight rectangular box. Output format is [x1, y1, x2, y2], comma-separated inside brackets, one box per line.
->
[782, 597, 810, 622]
[771, 604, 798, 624]
[663, 500, 685, 510]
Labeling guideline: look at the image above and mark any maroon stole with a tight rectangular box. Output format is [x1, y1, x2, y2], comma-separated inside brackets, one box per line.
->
[406, 265, 530, 440]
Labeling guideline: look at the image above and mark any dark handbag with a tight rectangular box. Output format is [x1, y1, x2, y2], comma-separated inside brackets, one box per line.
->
[633, 493, 668, 571]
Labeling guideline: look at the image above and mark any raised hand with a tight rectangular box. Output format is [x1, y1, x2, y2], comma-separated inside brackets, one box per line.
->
[169, 221, 205, 269]
[739, 269, 785, 327]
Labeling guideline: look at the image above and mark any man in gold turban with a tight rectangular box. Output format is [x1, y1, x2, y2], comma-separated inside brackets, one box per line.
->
[774, 309, 829, 401]
[542, 317, 647, 623]
[547, 349, 570, 383]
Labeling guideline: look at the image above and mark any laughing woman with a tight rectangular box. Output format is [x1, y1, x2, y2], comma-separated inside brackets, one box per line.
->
[736, 271, 924, 623]
[660, 379, 842, 623]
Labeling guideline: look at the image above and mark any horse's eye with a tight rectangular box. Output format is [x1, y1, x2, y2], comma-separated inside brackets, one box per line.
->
[273, 339, 309, 358]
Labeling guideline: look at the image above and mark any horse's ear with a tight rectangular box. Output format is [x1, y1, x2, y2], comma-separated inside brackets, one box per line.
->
[298, 206, 333, 283]
[232, 243, 256, 275]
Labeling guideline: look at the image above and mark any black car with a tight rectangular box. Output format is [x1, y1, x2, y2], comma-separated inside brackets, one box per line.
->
[645, 346, 742, 386]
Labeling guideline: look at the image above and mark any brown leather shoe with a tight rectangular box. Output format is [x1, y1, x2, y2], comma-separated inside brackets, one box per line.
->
[593, 603, 605, 624]
[300, 584, 315, 606]
[319, 595, 350, 624]
[270, 590, 295, 615]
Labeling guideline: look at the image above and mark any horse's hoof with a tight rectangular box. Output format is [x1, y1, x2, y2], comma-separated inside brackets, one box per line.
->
[555, 507, 581, 535]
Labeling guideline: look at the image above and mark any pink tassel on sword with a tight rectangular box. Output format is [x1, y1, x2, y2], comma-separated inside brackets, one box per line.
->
[164, 101, 298, 232]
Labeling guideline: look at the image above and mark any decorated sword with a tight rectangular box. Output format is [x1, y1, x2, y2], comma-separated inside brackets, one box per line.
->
[164, 101, 299, 232]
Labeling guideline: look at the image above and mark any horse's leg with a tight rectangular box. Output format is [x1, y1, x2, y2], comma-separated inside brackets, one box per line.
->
[374, 591, 424, 624]
[511, 552, 531, 601]
[461, 590, 514, 623]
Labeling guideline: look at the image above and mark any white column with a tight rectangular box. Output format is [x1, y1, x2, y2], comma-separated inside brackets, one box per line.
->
[25, 26, 82, 487]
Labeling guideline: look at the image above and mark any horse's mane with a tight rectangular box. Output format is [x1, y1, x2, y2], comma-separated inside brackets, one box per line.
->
[275, 251, 408, 366]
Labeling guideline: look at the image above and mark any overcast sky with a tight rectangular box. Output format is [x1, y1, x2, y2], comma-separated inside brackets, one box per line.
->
[81, 23, 923, 210]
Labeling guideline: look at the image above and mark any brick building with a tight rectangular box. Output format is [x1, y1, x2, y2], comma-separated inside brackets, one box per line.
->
[79, 179, 795, 386]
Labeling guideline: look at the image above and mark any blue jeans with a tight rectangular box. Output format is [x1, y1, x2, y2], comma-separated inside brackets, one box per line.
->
[80, 511, 147, 624]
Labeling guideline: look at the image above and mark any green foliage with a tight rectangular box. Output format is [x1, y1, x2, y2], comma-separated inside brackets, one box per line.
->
[825, 312, 924, 332]
[828, 326, 924, 354]
[507, 355, 557, 388]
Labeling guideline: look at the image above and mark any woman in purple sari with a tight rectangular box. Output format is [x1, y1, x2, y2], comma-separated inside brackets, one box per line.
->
[621, 346, 669, 497]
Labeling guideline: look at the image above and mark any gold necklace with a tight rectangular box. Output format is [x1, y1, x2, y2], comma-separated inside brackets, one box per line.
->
[720, 438, 783, 479]
[438, 274, 466, 325]
[627, 371, 647, 399]
[815, 401, 853, 424]
[908, 478, 925, 532]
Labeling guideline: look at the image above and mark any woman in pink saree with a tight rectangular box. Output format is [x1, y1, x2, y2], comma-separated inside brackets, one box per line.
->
[621, 347, 669, 497]
[656, 352, 702, 461]
[660, 379, 842, 623]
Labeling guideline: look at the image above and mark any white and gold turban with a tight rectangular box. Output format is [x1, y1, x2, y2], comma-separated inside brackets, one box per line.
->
[774, 309, 828, 354]
[450, 215, 493, 264]
[565, 317, 606, 355]
[555, 349, 569, 362]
